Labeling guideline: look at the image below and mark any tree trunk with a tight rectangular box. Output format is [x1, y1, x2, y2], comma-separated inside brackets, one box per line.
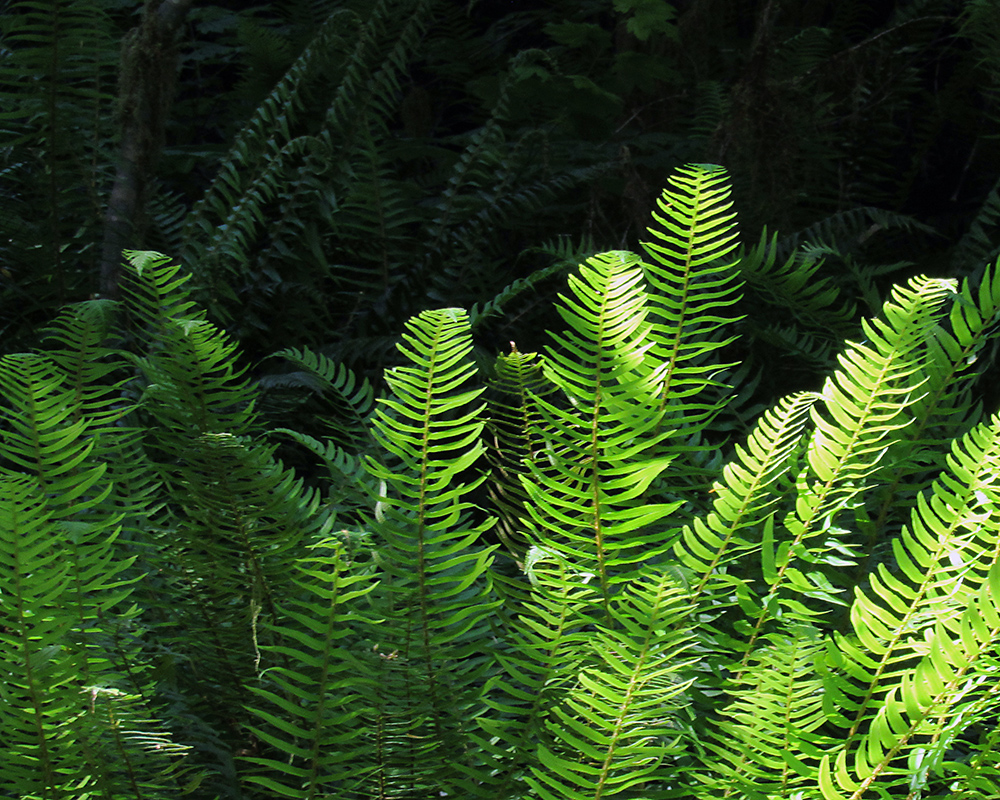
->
[99, 0, 193, 298]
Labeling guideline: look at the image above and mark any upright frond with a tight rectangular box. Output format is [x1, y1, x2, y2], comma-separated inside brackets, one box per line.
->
[522, 251, 680, 620]
[640, 163, 742, 439]
[365, 307, 499, 794]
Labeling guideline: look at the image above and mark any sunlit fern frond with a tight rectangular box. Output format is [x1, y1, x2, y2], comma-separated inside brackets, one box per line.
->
[521, 250, 680, 621]
[640, 163, 743, 443]
[735, 275, 954, 654]
[705, 626, 834, 799]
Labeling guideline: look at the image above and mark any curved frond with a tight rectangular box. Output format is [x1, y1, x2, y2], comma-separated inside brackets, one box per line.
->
[739, 226, 857, 371]
[735, 275, 953, 658]
[676, 391, 817, 613]
[267, 346, 376, 452]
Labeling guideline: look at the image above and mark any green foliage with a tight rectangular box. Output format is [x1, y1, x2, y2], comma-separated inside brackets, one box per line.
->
[6, 163, 1000, 800]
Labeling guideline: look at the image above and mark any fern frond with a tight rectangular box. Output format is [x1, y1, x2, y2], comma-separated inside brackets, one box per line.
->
[243, 536, 379, 799]
[477, 546, 600, 799]
[0, 475, 84, 797]
[0, 0, 117, 299]
[676, 391, 817, 608]
[468, 260, 571, 331]
[739, 226, 857, 372]
[0, 352, 111, 519]
[640, 162, 743, 441]
[522, 250, 680, 620]
[738, 275, 954, 655]
[0, 470, 174, 797]
[485, 346, 557, 560]
[180, 8, 357, 273]
[841, 416, 1000, 714]
[118, 252, 332, 749]
[851, 260, 1000, 580]
[269, 346, 375, 448]
[707, 626, 834, 799]
[365, 307, 500, 792]
[821, 566, 1000, 800]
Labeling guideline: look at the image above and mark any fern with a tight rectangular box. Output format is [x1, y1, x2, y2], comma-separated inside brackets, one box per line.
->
[9, 160, 1000, 799]
[363, 307, 500, 794]
[118, 251, 333, 794]
[738, 226, 858, 372]
[639, 163, 743, 468]
[706, 627, 832, 799]
[0, 343, 187, 797]
[243, 535, 379, 799]
[479, 546, 602, 799]
[484, 346, 556, 561]
[521, 250, 680, 620]
[527, 573, 696, 800]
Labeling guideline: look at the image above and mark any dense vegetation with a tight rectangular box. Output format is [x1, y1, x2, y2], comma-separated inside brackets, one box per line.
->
[4, 162, 1000, 799]
[3, 1, 1000, 799]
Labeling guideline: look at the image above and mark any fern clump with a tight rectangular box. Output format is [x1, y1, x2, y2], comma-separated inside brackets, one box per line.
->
[4, 164, 1000, 798]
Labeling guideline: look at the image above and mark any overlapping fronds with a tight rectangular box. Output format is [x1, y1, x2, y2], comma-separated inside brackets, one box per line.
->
[825, 417, 1000, 784]
[181, 0, 435, 326]
[479, 546, 601, 799]
[0, 343, 186, 798]
[124, 253, 325, 582]
[180, 7, 358, 279]
[261, 347, 378, 522]
[738, 227, 857, 371]
[821, 566, 1000, 799]
[0, 0, 118, 304]
[244, 536, 379, 799]
[527, 573, 696, 800]
[736, 276, 958, 645]
[9, 144, 1000, 799]
[115, 252, 333, 791]
[854, 260, 1000, 574]
[706, 627, 833, 799]
[484, 347, 556, 560]
[268, 345, 376, 451]
[0, 476, 90, 797]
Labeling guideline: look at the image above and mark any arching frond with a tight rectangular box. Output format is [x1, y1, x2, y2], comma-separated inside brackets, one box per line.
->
[739, 226, 857, 372]
[676, 391, 817, 611]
